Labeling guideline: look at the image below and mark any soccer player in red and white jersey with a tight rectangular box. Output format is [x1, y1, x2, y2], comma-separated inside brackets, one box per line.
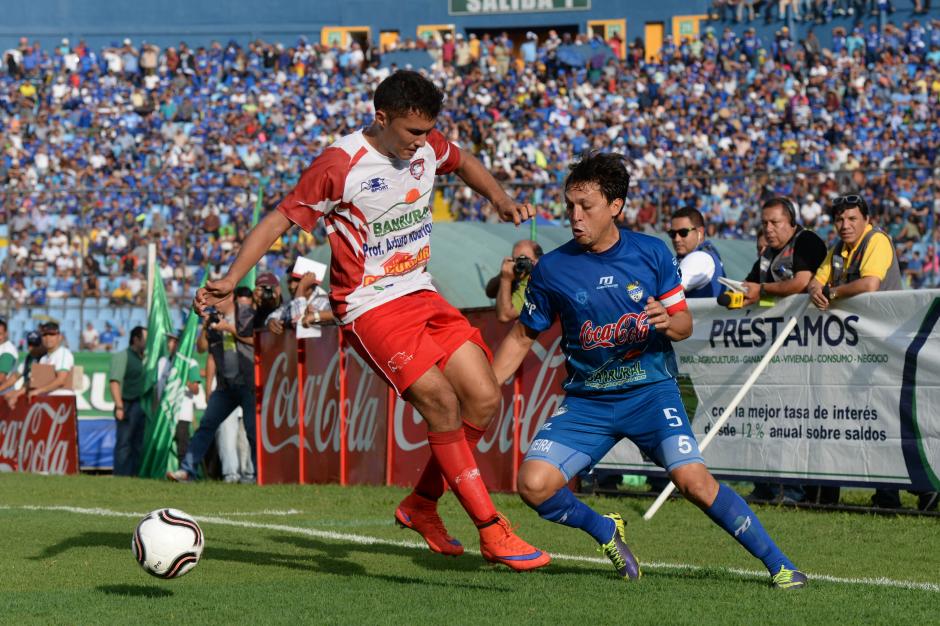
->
[195, 71, 549, 571]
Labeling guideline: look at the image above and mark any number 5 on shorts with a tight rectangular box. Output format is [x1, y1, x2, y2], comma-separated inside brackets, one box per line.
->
[663, 407, 682, 427]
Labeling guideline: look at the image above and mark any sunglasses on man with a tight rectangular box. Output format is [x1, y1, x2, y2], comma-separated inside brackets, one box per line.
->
[831, 195, 866, 209]
[667, 228, 695, 238]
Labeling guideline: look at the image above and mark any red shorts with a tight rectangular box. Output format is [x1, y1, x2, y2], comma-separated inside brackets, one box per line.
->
[341, 290, 492, 395]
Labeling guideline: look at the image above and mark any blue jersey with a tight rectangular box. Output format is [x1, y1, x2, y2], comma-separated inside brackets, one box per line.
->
[521, 230, 687, 397]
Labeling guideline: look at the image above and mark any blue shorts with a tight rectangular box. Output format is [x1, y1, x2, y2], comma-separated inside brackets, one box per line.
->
[523, 378, 704, 480]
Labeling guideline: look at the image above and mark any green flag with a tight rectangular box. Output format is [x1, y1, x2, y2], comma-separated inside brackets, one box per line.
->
[138, 304, 202, 478]
[137, 266, 175, 478]
[237, 182, 264, 289]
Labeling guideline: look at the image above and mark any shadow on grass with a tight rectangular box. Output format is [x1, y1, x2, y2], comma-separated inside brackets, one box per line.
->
[32, 531, 128, 560]
[96, 584, 173, 598]
[269, 535, 513, 591]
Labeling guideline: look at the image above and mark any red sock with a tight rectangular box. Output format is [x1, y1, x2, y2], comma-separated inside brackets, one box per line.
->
[413, 421, 486, 501]
[426, 428, 497, 526]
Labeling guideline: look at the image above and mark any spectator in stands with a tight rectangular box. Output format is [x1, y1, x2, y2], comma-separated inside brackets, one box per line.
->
[0, 319, 17, 393]
[167, 289, 256, 483]
[485, 240, 543, 323]
[0, 331, 44, 407]
[81, 323, 100, 351]
[30, 322, 74, 398]
[668, 207, 726, 298]
[109, 326, 148, 477]
[111, 281, 134, 306]
[99, 322, 123, 352]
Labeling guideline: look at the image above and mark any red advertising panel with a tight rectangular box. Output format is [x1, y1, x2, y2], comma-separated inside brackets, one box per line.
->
[514, 322, 566, 458]
[255, 331, 300, 485]
[342, 348, 388, 486]
[300, 331, 341, 484]
[0, 395, 79, 474]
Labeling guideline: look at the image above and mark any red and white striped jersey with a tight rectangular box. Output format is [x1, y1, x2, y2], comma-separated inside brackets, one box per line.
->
[277, 129, 460, 324]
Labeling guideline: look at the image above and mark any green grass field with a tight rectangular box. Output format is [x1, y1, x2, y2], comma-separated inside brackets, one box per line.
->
[1, 474, 938, 625]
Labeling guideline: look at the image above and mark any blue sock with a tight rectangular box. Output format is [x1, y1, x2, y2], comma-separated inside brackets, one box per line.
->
[705, 483, 795, 574]
[533, 488, 616, 544]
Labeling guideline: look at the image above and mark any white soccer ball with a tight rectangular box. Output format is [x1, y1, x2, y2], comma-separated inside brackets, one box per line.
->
[132, 508, 205, 578]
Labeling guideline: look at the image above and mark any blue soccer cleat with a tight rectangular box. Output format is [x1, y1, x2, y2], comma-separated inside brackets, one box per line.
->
[771, 565, 808, 589]
[599, 513, 641, 580]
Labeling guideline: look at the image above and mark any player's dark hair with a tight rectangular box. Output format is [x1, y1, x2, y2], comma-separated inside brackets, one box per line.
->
[373, 70, 443, 120]
[0, 318, 6, 332]
[671, 207, 705, 229]
[564, 152, 630, 210]
[761, 196, 797, 226]
[234, 286, 254, 300]
[130, 326, 146, 344]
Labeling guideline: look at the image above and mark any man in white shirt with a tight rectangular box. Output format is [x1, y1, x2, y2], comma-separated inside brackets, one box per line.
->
[0, 319, 18, 393]
[30, 322, 75, 398]
[668, 207, 726, 298]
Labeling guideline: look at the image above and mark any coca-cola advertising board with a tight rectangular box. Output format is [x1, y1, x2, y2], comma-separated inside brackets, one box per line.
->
[0, 395, 79, 474]
[253, 310, 567, 491]
[256, 331, 300, 485]
[300, 332, 341, 484]
[341, 347, 387, 486]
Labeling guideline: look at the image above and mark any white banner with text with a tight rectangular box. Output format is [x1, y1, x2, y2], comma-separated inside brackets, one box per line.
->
[597, 290, 940, 490]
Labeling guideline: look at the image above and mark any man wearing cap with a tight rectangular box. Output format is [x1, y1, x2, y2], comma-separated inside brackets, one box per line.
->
[252, 272, 282, 329]
[0, 319, 16, 394]
[110, 326, 148, 477]
[29, 322, 75, 399]
[0, 331, 46, 407]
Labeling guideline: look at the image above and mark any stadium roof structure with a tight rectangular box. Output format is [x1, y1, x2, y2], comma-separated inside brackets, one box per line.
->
[308, 222, 757, 309]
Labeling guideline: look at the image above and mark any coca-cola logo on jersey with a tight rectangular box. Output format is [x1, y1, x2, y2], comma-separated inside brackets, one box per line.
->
[0, 401, 74, 474]
[580, 313, 650, 350]
[304, 351, 380, 454]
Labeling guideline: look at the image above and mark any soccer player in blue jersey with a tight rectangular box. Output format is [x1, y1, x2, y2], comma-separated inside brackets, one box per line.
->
[493, 153, 807, 589]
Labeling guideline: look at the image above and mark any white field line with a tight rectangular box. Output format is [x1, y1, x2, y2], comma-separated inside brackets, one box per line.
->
[5, 504, 938, 594]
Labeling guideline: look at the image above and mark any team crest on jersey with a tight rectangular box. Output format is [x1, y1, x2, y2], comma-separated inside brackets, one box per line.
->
[361, 177, 389, 193]
[575, 290, 588, 304]
[626, 281, 644, 303]
[409, 158, 425, 180]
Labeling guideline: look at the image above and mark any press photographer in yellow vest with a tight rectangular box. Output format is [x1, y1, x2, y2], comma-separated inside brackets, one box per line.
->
[808, 194, 901, 310]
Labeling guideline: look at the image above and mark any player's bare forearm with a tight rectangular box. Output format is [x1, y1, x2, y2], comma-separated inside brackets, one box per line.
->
[492, 322, 539, 384]
[665, 309, 693, 341]
[454, 149, 534, 224]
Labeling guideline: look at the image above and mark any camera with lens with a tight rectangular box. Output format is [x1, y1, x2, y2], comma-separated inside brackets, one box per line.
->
[204, 306, 221, 326]
[513, 255, 534, 278]
[260, 284, 277, 301]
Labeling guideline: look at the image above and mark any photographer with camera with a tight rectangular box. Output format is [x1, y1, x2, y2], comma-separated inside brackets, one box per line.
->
[486, 240, 543, 323]
[252, 272, 282, 330]
[167, 286, 256, 483]
[266, 270, 331, 335]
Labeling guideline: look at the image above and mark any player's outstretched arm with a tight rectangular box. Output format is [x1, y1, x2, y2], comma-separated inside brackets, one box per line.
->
[454, 148, 535, 225]
[645, 296, 693, 342]
[492, 321, 541, 385]
[195, 210, 293, 313]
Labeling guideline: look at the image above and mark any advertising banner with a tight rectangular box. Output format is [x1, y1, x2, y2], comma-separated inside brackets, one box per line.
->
[597, 292, 940, 491]
[0, 395, 79, 474]
[256, 331, 300, 485]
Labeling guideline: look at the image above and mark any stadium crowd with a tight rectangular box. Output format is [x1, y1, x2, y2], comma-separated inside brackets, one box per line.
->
[2, 10, 940, 327]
